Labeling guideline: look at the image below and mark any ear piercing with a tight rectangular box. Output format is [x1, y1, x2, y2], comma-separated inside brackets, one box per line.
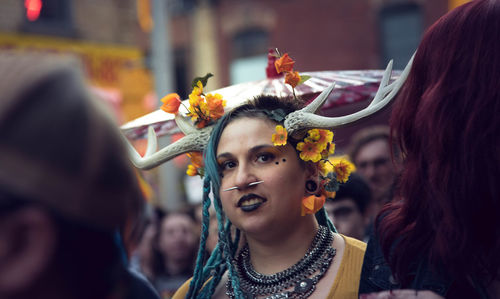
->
[222, 180, 264, 192]
[305, 179, 319, 194]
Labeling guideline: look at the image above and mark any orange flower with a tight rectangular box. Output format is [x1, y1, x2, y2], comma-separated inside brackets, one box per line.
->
[274, 53, 295, 74]
[187, 151, 204, 168]
[271, 125, 288, 146]
[186, 164, 198, 176]
[285, 71, 301, 88]
[301, 194, 326, 216]
[205, 93, 226, 120]
[322, 189, 336, 199]
[332, 158, 356, 183]
[160, 93, 181, 114]
[296, 141, 322, 162]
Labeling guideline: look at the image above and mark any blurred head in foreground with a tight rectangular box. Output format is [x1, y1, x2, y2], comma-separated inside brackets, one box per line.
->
[0, 53, 146, 299]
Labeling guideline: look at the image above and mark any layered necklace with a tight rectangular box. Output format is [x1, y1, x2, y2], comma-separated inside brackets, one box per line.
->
[226, 225, 336, 299]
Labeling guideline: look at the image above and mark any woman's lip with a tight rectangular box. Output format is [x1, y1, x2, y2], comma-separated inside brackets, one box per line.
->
[237, 193, 267, 207]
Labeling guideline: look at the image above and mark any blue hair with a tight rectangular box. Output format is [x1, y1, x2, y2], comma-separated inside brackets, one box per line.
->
[184, 97, 337, 298]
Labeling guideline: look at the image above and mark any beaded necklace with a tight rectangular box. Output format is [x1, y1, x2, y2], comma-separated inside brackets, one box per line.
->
[226, 226, 336, 299]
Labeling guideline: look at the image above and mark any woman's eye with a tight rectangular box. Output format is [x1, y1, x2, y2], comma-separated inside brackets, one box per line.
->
[256, 152, 275, 163]
[221, 160, 236, 170]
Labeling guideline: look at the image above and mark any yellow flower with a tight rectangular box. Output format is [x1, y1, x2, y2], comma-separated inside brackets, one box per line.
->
[305, 129, 333, 150]
[296, 141, 322, 162]
[332, 157, 356, 183]
[301, 194, 326, 216]
[319, 160, 333, 176]
[189, 93, 202, 107]
[271, 125, 288, 146]
[186, 164, 198, 176]
[191, 80, 203, 96]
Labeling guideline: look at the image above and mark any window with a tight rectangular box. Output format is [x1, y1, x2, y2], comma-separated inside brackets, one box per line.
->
[379, 3, 422, 69]
[230, 29, 269, 84]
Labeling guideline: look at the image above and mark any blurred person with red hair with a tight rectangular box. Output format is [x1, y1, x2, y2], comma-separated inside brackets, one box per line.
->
[359, 1, 500, 298]
[0, 53, 160, 299]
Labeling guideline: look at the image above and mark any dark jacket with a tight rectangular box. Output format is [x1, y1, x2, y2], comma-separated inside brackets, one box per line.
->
[359, 225, 490, 298]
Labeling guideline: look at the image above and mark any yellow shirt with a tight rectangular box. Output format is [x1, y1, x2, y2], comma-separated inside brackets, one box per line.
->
[173, 235, 366, 299]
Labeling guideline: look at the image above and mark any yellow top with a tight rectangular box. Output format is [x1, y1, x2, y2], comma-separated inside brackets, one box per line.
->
[172, 235, 366, 299]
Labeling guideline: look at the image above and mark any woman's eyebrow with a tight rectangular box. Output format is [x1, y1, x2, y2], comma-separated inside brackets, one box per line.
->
[248, 144, 280, 155]
[217, 144, 279, 160]
[216, 152, 233, 160]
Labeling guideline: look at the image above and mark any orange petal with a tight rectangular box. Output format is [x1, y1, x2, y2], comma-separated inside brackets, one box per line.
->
[188, 151, 204, 168]
[160, 93, 181, 114]
[274, 53, 295, 74]
[301, 195, 325, 216]
[285, 71, 301, 88]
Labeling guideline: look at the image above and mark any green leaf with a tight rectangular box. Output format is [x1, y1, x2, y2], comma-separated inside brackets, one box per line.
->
[191, 73, 214, 88]
[298, 75, 311, 85]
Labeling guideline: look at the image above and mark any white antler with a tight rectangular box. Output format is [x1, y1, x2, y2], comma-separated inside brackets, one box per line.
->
[124, 114, 213, 170]
[124, 55, 414, 170]
[284, 53, 414, 135]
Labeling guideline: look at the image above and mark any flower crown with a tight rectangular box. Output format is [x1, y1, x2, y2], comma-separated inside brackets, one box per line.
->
[160, 51, 355, 216]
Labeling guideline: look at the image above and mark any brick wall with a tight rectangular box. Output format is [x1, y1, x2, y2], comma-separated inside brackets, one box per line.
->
[0, 0, 142, 46]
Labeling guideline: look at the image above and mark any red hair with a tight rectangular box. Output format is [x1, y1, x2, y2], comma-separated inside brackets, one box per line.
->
[378, 0, 500, 286]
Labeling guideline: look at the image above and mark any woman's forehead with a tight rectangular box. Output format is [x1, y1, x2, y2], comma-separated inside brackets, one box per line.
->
[217, 117, 275, 150]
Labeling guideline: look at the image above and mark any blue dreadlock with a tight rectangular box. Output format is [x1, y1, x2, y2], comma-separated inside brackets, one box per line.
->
[184, 96, 337, 298]
[186, 110, 245, 298]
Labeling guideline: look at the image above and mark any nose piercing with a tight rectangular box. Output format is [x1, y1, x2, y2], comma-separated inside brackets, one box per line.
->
[222, 180, 264, 192]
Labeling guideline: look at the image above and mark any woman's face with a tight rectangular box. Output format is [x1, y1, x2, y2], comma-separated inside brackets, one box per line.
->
[158, 213, 197, 262]
[217, 117, 311, 236]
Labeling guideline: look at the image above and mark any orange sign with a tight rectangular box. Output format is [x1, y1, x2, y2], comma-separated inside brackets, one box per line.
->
[0, 33, 154, 122]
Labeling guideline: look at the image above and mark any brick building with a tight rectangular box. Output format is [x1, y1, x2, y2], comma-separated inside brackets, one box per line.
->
[0, 0, 152, 123]
[167, 0, 450, 97]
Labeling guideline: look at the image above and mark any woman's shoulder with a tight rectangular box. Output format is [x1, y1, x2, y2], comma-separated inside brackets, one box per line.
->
[342, 234, 367, 253]
[323, 234, 366, 298]
[335, 234, 366, 276]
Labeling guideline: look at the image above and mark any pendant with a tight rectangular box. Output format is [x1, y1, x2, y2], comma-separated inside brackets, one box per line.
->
[294, 278, 314, 294]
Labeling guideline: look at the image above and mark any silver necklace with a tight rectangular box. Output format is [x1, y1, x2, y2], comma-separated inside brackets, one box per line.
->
[226, 226, 336, 299]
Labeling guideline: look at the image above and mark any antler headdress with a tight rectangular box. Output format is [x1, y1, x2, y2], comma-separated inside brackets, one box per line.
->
[124, 54, 414, 170]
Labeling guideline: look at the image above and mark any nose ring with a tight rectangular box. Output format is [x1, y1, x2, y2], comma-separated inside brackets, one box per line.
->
[222, 180, 264, 192]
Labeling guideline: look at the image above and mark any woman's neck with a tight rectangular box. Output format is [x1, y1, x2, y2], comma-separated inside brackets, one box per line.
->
[244, 216, 319, 275]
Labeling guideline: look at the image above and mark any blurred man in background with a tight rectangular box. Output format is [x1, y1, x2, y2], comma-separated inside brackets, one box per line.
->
[349, 126, 400, 222]
[325, 173, 371, 241]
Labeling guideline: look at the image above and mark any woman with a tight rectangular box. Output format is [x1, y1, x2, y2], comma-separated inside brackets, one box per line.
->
[153, 210, 198, 298]
[171, 95, 366, 298]
[359, 0, 500, 298]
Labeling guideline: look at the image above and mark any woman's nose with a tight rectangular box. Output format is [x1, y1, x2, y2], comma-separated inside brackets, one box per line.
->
[234, 163, 258, 190]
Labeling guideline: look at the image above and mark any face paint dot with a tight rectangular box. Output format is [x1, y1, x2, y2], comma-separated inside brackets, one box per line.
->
[282, 158, 286, 162]
[275, 161, 279, 165]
